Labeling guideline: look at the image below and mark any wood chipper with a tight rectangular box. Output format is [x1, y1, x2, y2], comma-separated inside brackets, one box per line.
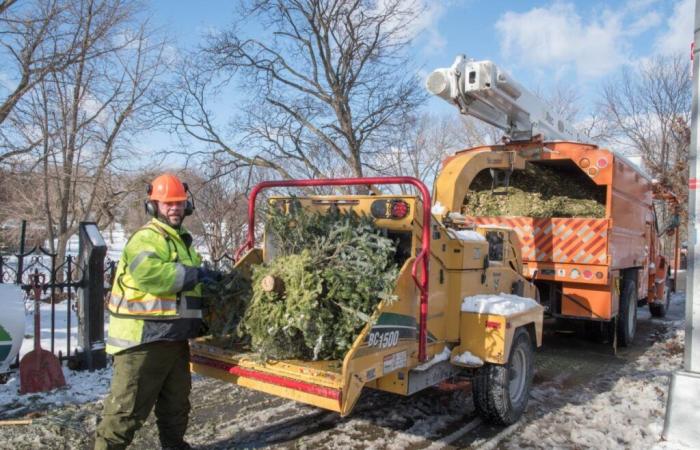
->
[190, 177, 543, 425]
[427, 55, 682, 347]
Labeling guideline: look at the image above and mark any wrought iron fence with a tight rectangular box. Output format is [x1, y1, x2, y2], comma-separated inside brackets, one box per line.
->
[0, 222, 116, 369]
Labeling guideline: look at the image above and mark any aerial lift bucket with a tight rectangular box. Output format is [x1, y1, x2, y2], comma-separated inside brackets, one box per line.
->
[20, 273, 66, 394]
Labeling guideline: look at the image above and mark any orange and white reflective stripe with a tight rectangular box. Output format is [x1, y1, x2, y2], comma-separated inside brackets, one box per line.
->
[108, 294, 178, 316]
[468, 217, 609, 265]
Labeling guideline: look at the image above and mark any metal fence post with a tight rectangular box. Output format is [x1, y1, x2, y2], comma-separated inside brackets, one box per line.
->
[73, 222, 107, 371]
[49, 252, 56, 354]
[66, 255, 73, 360]
[15, 220, 26, 285]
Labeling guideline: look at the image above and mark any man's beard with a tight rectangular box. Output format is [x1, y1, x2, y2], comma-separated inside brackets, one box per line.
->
[157, 212, 182, 228]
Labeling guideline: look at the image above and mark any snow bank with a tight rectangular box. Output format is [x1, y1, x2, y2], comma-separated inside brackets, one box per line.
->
[461, 293, 539, 315]
[446, 229, 485, 242]
[452, 351, 483, 366]
[413, 346, 451, 371]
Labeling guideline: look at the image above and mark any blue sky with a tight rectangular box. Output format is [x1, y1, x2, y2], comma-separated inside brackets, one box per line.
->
[144, 0, 693, 155]
[151, 0, 692, 105]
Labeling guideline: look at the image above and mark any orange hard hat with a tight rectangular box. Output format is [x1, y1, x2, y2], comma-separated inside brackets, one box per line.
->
[148, 173, 187, 202]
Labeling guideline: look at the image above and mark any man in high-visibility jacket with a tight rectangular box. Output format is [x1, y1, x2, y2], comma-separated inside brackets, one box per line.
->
[95, 174, 219, 450]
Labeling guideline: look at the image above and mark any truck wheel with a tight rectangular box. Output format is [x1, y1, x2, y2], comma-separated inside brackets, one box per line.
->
[472, 327, 533, 425]
[617, 278, 637, 346]
[650, 277, 672, 318]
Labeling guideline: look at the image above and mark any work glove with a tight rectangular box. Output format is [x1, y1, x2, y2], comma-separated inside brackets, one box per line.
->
[197, 266, 223, 285]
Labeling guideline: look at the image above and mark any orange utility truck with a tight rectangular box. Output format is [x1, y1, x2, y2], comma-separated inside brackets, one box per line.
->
[427, 56, 681, 346]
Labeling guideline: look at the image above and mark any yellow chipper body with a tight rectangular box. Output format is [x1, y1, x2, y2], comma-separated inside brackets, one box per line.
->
[190, 177, 544, 425]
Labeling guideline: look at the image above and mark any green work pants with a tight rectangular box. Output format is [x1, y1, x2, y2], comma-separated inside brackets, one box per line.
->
[94, 340, 192, 450]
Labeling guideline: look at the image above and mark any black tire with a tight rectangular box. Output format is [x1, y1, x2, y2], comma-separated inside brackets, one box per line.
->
[617, 277, 637, 347]
[650, 277, 672, 318]
[472, 328, 534, 425]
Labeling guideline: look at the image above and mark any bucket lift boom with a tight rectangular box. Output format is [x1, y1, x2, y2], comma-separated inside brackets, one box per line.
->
[426, 55, 578, 142]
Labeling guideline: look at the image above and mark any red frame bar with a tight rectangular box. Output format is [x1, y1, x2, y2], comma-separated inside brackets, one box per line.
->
[233, 177, 431, 362]
[191, 355, 341, 400]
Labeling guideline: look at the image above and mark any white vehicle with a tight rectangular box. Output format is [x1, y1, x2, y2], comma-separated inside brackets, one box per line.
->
[0, 284, 25, 378]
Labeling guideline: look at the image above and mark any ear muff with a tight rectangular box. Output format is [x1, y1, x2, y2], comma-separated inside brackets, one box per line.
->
[144, 183, 158, 217]
[144, 200, 158, 217]
[183, 182, 195, 216]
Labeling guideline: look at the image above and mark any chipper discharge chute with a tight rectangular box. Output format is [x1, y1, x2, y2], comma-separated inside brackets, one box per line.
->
[190, 177, 544, 425]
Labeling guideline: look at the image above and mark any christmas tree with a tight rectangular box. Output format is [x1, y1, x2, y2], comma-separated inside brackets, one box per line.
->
[205, 200, 399, 361]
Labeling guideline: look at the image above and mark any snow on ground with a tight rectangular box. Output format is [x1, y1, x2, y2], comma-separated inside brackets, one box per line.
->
[0, 262, 694, 448]
[498, 292, 690, 450]
[0, 294, 113, 419]
[461, 293, 541, 315]
[0, 366, 111, 418]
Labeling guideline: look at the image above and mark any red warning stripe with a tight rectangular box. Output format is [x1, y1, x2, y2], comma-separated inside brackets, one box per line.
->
[191, 355, 342, 400]
[690, 178, 700, 190]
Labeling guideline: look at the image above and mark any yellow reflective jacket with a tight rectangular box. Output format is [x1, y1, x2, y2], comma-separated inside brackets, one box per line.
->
[106, 219, 203, 354]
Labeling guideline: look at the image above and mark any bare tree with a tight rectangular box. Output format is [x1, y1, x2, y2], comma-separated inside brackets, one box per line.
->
[186, 167, 254, 268]
[0, 0, 138, 163]
[161, 0, 426, 189]
[601, 53, 691, 215]
[2, 0, 168, 264]
[368, 113, 500, 192]
[0, 165, 47, 250]
[534, 83, 613, 143]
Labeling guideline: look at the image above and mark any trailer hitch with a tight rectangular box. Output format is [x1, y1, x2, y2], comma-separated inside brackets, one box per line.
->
[234, 177, 433, 362]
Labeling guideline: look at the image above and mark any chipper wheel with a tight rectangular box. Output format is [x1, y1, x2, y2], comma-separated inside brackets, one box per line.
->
[472, 327, 534, 425]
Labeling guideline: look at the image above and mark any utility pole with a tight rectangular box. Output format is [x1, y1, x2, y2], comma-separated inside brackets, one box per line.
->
[663, 0, 700, 445]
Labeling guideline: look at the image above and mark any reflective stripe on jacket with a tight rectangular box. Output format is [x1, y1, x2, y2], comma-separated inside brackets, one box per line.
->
[106, 219, 203, 354]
